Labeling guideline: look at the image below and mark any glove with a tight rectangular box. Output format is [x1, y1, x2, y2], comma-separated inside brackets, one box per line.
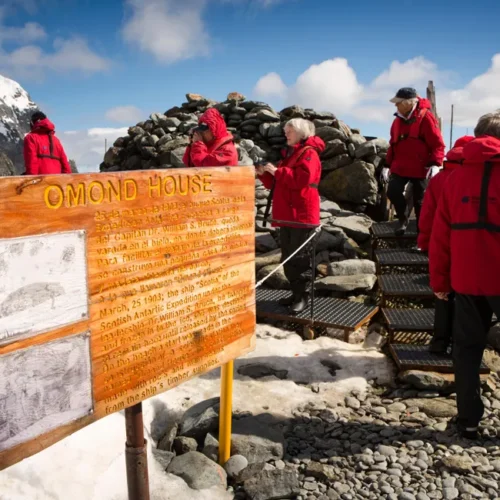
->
[426, 165, 441, 179]
[380, 167, 390, 183]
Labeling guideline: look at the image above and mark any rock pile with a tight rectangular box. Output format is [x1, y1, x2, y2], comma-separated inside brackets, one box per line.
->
[0, 152, 15, 176]
[101, 92, 391, 298]
[100, 92, 389, 212]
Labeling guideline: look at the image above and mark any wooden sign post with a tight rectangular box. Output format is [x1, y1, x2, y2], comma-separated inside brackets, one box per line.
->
[0, 167, 256, 485]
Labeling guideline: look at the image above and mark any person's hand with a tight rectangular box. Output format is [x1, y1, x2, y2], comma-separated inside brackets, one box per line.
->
[192, 131, 203, 143]
[435, 292, 449, 301]
[255, 165, 265, 176]
[380, 167, 390, 183]
[263, 163, 277, 176]
[426, 165, 441, 179]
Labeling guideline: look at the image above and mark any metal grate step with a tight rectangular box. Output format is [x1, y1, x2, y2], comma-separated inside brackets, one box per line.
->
[371, 219, 418, 240]
[256, 287, 378, 331]
[375, 249, 428, 267]
[389, 344, 490, 374]
[383, 308, 434, 332]
[379, 274, 433, 298]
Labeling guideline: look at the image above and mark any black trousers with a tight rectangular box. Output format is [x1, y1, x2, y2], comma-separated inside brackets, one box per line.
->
[387, 173, 427, 226]
[279, 227, 314, 297]
[453, 294, 500, 427]
[431, 293, 455, 349]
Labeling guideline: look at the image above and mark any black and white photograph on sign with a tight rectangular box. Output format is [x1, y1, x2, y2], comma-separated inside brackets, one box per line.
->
[0, 230, 89, 346]
[0, 332, 93, 452]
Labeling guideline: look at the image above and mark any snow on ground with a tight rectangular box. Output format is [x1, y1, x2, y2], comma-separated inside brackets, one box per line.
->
[0, 324, 393, 500]
[0, 75, 37, 113]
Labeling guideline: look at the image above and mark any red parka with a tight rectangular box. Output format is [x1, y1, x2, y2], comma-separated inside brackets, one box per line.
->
[429, 135, 500, 295]
[417, 136, 474, 251]
[258, 136, 325, 228]
[386, 98, 445, 179]
[182, 108, 238, 167]
[24, 118, 71, 175]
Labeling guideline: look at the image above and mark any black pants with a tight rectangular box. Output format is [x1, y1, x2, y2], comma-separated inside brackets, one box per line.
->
[279, 227, 314, 297]
[431, 293, 455, 349]
[453, 294, 500, 428]
[387, 174, 427, 227]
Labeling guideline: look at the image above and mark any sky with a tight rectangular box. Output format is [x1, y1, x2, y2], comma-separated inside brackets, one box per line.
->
[1, 0, 499, 172]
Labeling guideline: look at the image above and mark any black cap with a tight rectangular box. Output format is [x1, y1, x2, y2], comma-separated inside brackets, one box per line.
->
[390, 87, 418, 103]
[30, 111, 47, 124]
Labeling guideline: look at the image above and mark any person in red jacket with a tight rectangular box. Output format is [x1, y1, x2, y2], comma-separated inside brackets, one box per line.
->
[430, 111, 500, 439]
[381, 87, 445, 236]
[417, 135, 474, 354]
[257, 118, 325, 313]
[182, 108, 238, 167]
[24, 111, 71, 175]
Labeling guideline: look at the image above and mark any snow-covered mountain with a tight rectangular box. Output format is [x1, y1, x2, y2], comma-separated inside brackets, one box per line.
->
[0, 74, 39, 174]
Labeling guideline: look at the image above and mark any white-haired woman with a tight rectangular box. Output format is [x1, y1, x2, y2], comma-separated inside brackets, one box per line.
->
[382, 87, 445, 236]
[257, 118, 325, 313]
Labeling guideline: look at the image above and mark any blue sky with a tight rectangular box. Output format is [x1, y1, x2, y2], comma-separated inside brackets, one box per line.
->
[1, 0, 499, 170]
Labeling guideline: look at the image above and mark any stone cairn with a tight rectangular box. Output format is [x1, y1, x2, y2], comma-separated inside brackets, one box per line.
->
[101, 92, 392, 297]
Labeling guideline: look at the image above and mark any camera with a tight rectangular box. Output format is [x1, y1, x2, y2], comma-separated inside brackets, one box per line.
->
[189, 123, 210, 136]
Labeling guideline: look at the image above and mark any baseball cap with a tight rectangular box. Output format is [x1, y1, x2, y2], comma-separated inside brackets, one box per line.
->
[390, 87, 418, 104]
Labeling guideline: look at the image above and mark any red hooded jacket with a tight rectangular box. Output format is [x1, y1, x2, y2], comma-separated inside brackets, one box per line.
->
[24, 118, 71, 175]
[430, 135, 500, 295]
[258, 136, 325, 228]
[386, 98, 445, 179]
[182, 108, 238, 167]
[417, 136, 474, 251]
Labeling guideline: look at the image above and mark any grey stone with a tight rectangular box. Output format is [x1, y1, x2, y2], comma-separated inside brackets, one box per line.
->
[320, 199, 341, 215]
[170, 146, 187, 168]
[256, 264, 290, 290]
[322, 154, 353, 172]
[316, 126, 347, 143]
[399, 371, 453, 392]
[255, 249, 281, 270]
[457, 482, 483, 498]
[202, 433, 219, 462]
[157, 136, 190, 153]
[257, 109, 280, 122]
[388, 403, 407, 412]
[441, 455, 474, 473]
[326, 259, 376, 277]
[321, 140, 348, 160]
[244, 469, 300, 500]
[442, 488, 459, 500]
[238, 363, 288, 380]
[305, 462, 338, 482]
[319, 160, 378, 206]
[178, 397, 220, 441]
[224, 454, 249, 479]
[158, 422, 178, 452]
[328, 215, 372, 243]
[378, 445, 397, 457]
[152, 449, 175, 470]
[345, 397, 361, 410]
[398, 494, 416, 500]
[355, 141, 377, 159]
[231, 417, 286, 464]
[173, 436, 198, 455]
[315, 274, 377, 293]
[315, 230, 344, 252]
[167, 452, 227, 490]
[255, 232, 278, 252]
[349, 134, 367, 146]
[404, 398, 457, 418]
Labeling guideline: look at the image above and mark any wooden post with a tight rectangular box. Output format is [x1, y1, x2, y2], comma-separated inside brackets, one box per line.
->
[125, 403, 150, 500]
[450, 104, 454, 149]
[426, 81, 442, 131]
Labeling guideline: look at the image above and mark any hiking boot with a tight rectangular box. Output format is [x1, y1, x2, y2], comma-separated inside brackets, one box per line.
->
[447, 417, 479, 440]
[289, 295, 309, 314]
[395, 217, 409, 236]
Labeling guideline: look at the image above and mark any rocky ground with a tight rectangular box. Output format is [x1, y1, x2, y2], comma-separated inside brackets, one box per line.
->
[146, 325, 500, 500]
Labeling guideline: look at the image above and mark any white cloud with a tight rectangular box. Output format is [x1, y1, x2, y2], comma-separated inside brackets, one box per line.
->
[252, 54, 500, 129]
[122, 0, 209, 64]
[0, 21, 46, 44]
[288, 58, 363, 114]
[254, 72, 287, 99]
[105, 105, 143, 124]
[61, 127, 127, 173]
[0, 37, 110, 77]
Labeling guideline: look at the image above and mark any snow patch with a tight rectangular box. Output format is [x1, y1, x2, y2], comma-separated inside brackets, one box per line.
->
[0, 325, 393, 499]
[0, 75, 36, 112]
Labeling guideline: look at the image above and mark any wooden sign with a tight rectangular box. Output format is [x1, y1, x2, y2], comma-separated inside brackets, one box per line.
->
[0, 167, 256, 469]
